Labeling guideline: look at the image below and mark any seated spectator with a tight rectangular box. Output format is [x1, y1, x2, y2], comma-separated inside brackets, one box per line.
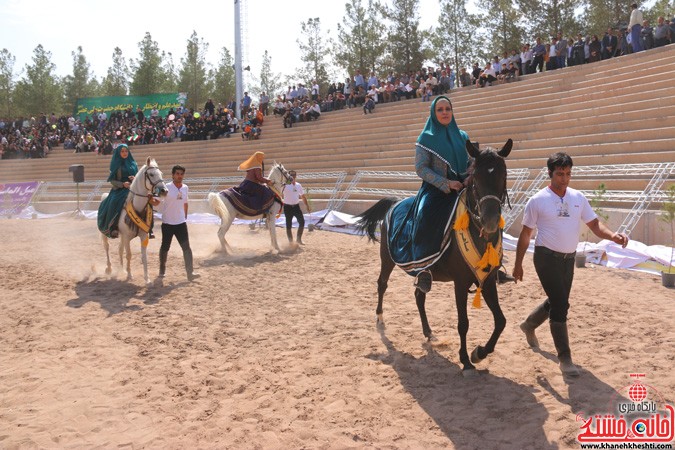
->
[476, 62, 497, 88]
[363, 95, 375, 114]
[305, 101, 321, 121]
[459, 67, 472, 87]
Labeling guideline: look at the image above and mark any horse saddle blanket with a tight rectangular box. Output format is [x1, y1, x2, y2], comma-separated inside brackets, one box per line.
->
[386, 182, 460, 275]
[125, 201, 153, 234]
[220, 179, 275, 216]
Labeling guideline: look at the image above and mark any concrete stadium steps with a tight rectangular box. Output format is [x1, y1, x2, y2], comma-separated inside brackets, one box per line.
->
[1, 43, 674, 222]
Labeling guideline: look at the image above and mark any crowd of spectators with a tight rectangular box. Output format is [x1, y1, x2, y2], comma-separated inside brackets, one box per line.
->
[1, 10, 673, 159]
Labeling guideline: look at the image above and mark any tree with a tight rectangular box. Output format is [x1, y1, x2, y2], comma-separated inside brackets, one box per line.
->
[335, 0, 388, 75]
[102, 47, 129, 97]
[431, 0, 483, 80]
[161, 52, 178, 94]
[130, 32, 168, 95]
[383, 0, 428, 74]
[297, 18, 331, 92]
[477, 0, 525, 57]
[581, 0, 626, 36]
[13, 45, 62, 116]
[517, 0, 579, 41]
[209, 47, 235, 105]
[249, 50, 282, 101]
[62, 46, 97, 114]
[178, 31, 210, 110]
[0, 48, 16, 117]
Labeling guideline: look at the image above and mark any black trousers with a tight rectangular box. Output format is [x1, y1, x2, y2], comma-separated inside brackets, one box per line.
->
[533, 247, 575, 323]
[160, 222, 194, 273]
[284, 204, 304, 230]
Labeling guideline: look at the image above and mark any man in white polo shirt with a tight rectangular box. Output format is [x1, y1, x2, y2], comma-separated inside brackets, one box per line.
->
[282, 170, 310, 245]
[158, 164, 200, 282]
[512, 152, 628, 376]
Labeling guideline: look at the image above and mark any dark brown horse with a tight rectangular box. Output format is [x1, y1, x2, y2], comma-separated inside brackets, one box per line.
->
[356, 139, 512, 376]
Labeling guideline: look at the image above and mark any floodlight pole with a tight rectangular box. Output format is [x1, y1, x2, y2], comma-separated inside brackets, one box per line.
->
[234, 0, 243, 120]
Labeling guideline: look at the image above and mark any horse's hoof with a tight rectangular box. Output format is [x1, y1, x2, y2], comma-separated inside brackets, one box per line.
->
[470, 347, 486, 364]
[462, 368, 479, 378]
[105, 267, 112, 275]
[126, 274, 133, 282]
[376, 313, 384, 324]
[426, 333, 437, 342]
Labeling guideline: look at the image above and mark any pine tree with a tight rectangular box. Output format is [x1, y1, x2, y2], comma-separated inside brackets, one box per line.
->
[335, 0, 388, 75]
[383, 0, 428, 74]
[62, 46, 97, 113]
[432, 0, 483, 80]
[478, 0, 525, 57]
[13, 45, 62, 116]
[102, 47, 129, 97]
[178, 31, 210, 110]
[210, 47, 236, 106]
[130, 32, 167, 96]
[297, 17, 331, 92]
[0, 48, 16, 117]
[250, 50, 282, 101]
[517, 0, 579, 40]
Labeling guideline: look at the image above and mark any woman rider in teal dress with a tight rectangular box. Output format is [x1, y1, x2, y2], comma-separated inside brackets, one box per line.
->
[387, 96, 469, 293]
[97, 144, 138, 238]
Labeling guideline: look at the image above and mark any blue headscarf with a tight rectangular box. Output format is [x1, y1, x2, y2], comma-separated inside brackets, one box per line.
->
[416, 95, 469, 179]
[107, 144, 138, 182]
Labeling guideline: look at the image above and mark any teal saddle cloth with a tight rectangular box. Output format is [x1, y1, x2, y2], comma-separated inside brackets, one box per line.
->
[387, 181, 459, 275]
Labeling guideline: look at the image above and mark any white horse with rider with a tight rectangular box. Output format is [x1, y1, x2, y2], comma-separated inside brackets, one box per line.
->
[100, 156, 168, 284]
[207, 151, 292, 254]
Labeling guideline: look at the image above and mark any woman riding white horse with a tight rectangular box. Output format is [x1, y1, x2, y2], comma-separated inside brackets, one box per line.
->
[99, 144, 168, 283]
[207, 151, 292, 253]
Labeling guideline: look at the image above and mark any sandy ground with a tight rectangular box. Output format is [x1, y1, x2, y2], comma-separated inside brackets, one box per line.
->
[0, 217, 673, 449]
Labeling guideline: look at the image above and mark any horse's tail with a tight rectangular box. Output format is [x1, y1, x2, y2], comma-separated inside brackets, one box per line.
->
[355, 197, 398, 242]
[208, 192, 228, 219]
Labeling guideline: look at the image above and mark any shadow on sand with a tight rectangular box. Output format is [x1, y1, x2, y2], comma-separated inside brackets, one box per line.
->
[367, 327, 556, 450]
[66, 277, 182, 315]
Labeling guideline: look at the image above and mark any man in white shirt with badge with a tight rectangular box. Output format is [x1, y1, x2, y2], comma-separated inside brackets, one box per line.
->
[158, 165, 200, 282]
[512, 152, 628, 376]
[282, 170, 310, 245]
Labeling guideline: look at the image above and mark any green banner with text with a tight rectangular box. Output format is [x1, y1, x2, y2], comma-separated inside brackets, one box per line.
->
[75, 93, 188, 121]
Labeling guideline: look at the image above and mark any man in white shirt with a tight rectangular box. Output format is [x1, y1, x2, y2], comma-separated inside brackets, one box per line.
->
[628, 3, 644, 52]
[282, 170, 310, 244]
[513, 152, 628, 376]
[158, 165, 200, 282]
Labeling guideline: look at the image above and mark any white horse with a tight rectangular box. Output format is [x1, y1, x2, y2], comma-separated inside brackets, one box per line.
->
[207, 162, 292, 254]
[101, 157, 168, 284]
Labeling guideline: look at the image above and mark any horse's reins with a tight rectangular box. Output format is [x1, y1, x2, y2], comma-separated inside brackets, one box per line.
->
[129, 166, 165, 204]
[464, 175, 508, 235]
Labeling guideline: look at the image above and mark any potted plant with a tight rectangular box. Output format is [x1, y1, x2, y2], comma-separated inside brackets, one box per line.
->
[576, 183, 609, 268]
[659, 184, 675, 287]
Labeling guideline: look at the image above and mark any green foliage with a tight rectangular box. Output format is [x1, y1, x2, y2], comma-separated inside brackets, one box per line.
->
[297, 18, 332, 93]
[335, 0, 388, 75]
[130, 33, 169, 96]
[178, 31, 210, 110]
[62, 46, 98, 114]
[102, 47, 129, 97]
[0, 48, 16, 117]
[478, 0, 525, 57]
[13, 45, 63, 116]
[209, 47, 235, 105]
[249, 50, 282, 102]
[432, 0, 483, 78]
[383, 0, 428, 74]
[517, 0, 579, 41]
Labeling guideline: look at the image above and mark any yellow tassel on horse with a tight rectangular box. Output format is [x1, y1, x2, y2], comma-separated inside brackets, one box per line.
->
[453, 211, 470, 231]
[473, 287, 482, 309]
[477, 243, 500, 270]
[499, 215, 505, 229]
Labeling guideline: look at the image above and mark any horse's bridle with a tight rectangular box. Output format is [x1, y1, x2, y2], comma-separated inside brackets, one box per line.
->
[130, 166, 165, 201]
[465, 177, 508, 230]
